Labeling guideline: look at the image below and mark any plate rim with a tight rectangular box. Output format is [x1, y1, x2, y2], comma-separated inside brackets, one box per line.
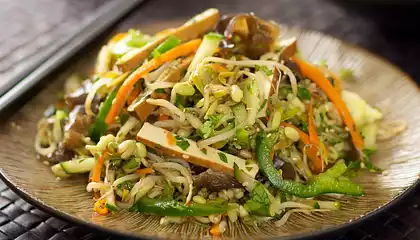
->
[1, 27, 419, 240]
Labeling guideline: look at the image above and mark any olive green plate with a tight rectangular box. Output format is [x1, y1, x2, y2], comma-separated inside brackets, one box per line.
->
[1, 22, 419, 240]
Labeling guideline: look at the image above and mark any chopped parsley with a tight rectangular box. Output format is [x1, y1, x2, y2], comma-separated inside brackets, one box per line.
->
[363, 148, 376, 157]
[313, 202, 320, 209]
[199, 115, 223, 139]
[218, 152, 228, 163]
[155, 88, 166, 93]
[175, 136, 190, 151]
[297, 87, 311, 100]
[301, 122, 309, 133]
[255, 65, 273, 76]
[200, 148, 207, 154]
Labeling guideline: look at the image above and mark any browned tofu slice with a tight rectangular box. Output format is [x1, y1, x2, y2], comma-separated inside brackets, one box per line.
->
[136, 123, 258, 177]
[116, 8, 220, 72]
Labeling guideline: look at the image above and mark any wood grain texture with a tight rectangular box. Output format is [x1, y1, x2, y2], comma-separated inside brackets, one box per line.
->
[0, 22, 419, 239]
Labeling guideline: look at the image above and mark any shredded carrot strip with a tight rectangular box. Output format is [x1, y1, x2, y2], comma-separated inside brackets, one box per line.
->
[291, 57, 364, 150]
[93, 198, 109, 215]
[307, 104, 320, 145]
[91, 151, 108, 183]
[127, 85, 142, 105]
[280, 122, 323, 172]
[105, 39, 202, 125]
[135, 168, 154, 175]
[306, 104, 325, 173]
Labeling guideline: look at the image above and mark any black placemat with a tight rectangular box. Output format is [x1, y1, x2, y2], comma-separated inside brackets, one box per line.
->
[2, 0, 420, 239]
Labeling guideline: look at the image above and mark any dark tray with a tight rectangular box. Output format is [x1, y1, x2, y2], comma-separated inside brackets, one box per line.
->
[1, 0, 420, 239]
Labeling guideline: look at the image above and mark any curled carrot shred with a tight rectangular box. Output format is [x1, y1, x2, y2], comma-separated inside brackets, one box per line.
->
[105, 39, 202, 125]
[91, 150, 108, 183]
[280, 122, 324, 173]
[291, 57, 364, 150]
[306, 104, 326, 173]
[135, 168, 154, 175]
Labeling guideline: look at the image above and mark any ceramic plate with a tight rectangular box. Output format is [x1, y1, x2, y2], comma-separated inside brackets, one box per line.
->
[1, 22, 419, 239]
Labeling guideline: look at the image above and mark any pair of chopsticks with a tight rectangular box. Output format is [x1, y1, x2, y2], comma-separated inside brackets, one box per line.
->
[0, 0, 144, 113]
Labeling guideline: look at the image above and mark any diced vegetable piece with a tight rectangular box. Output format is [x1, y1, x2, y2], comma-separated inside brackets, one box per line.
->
[242, 79, 260, 125]
[187, 32, 224, 93]
[59, 158, 96, 174]
[235, 128, 249, 148]
[51, 164, 70, 178]
[136, 123, 257, 177]
[231, 103, 247, 128]
[152, 35, 181, 58]
[110, 30, 152, 57]
[117, 8, 220, 72]
[234, 164, 257, 191]
[123, 158, 141, 173]
[361, 122, 379, 151]
[341, 90, 383, 127]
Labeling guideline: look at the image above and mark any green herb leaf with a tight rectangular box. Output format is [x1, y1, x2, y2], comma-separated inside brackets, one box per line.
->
[244, 182, 271, 216]
[200, 148, 207, 154]
[301, 122, 309, 133]
[155, 88, 166, 94]
[160, 181, 175, 201]
[118, 113, 129, 125]
[218, 152, 228, 163]
[313, 202, 320, 209]
[363, 148, 376, 157]
[256, 65, 273, 76]
[175, 136, 190, 151]
[297, 87, 311, 100]
[362, 155, 382, 173]
[199, 115, 223, 139]
[250, 182, 270, 205]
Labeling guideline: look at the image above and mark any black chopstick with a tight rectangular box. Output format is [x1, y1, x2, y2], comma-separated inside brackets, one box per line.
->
[0, 0, 145, 113]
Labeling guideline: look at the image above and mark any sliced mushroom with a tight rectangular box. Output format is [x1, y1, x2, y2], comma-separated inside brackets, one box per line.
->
[193, 169, 242, 192]
[116, 8, 220, 72]
[128, 56, 193, 121]
[217, 13, 280, 59]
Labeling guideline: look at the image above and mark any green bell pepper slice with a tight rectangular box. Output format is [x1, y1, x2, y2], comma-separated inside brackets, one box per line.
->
[129, 198, 228, 216]
[90, 85, 120, 142]
[255, 131, 364, 198]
